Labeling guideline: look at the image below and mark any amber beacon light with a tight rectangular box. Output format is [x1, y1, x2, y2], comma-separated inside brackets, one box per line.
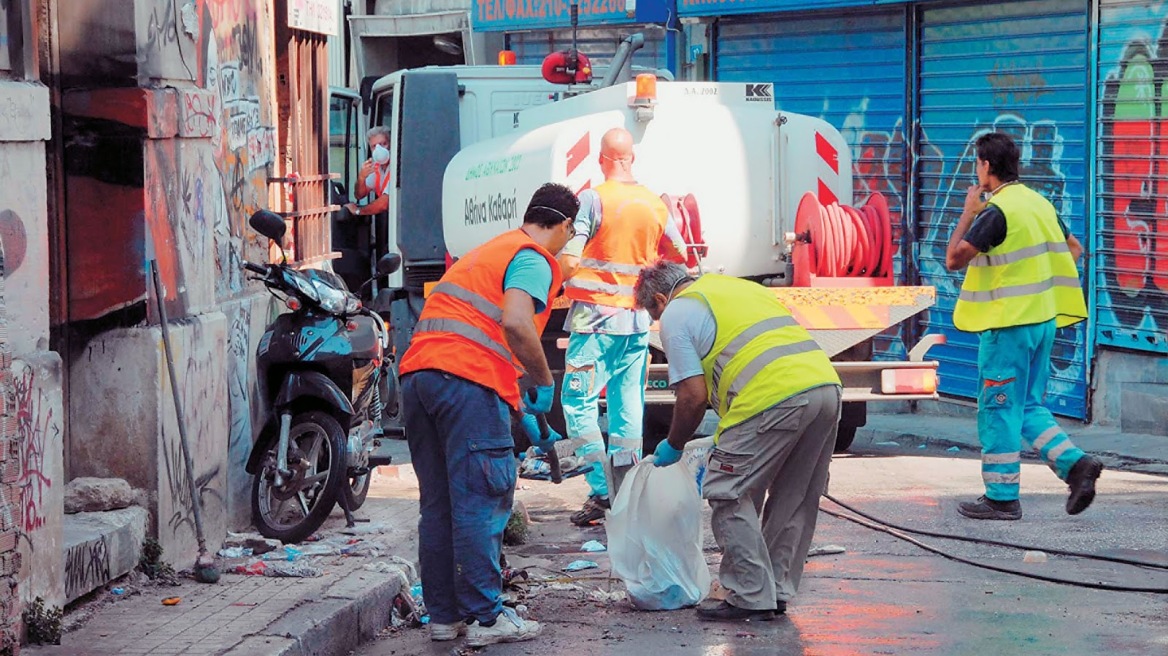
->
[498, 50, 517, 66]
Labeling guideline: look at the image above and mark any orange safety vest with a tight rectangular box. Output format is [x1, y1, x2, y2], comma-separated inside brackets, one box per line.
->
[399, 229, 563, 409]
[564, 180, 669, 309]
[373, 166, 391, 196]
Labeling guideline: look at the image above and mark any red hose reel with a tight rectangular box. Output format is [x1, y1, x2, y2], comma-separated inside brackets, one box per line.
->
[792, 191, 894, 287]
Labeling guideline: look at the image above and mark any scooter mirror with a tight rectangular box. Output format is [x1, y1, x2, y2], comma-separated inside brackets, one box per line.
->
[377, 253, 402, 276]
[249, 210, 287, 243]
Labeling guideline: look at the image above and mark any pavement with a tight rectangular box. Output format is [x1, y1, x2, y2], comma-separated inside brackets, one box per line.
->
[25, 411, 1168, 656]
[855, 409, 1168, 475]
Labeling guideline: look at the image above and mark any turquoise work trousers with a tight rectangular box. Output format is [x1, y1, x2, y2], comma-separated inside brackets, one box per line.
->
[561, 331, 648, 499]
[977, 319, 1086, 501]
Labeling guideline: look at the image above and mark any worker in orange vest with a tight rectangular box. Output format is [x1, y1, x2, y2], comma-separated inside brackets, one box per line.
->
[398, 183, 579, 647]
[558, 127, 688, 526]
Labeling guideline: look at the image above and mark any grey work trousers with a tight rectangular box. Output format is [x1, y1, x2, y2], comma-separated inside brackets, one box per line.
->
[703, 384, 841, 611]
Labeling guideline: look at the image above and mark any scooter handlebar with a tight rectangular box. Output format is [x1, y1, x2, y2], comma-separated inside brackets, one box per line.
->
[242, 261, 267, 275]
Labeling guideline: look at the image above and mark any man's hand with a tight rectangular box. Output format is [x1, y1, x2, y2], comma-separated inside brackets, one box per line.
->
[358, 158, 374, 179]
[345, 202, 360, 216]
[522, 383, 556, 415]
[652, 439, 683, 467]
[517, 412, 562, 451]
[962, 184, 986, 218]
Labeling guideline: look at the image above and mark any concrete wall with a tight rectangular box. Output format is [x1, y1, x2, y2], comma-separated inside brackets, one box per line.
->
[0, 69, 65, 629]
[1092, 348, 1168, 435]
[60, 0, 283, 567]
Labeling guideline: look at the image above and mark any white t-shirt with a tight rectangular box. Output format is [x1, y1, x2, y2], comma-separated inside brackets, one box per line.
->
[659, 297, 717, 387]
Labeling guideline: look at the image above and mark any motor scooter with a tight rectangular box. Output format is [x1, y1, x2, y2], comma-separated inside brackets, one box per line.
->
[243, 210, 401, 543]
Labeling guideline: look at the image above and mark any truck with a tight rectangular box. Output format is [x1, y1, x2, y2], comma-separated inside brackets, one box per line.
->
[339, 37, 943, 455]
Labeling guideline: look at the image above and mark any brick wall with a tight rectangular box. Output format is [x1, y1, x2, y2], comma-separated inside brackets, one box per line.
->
[0, 237, 21, 653]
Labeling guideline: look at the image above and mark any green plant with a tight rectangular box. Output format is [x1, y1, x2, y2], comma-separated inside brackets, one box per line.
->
[138, 537, 178, 585]
[23, 596, 62, 645]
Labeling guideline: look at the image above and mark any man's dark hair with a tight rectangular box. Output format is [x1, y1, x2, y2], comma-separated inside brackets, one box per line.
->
[975, 132, 1020, 182]
[523, 183, 580, 228]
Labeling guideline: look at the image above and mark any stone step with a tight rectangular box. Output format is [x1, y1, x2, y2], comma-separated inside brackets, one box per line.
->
[63, 508, 148, 604]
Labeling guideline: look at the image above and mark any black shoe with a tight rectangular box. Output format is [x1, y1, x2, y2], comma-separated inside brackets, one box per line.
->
[569, 496, 610, 526]
[774, 600, 787, 615]
[1066, 456, 1103, 515]
[696, 600, 775, 622]
[958, 496, 1022, 520]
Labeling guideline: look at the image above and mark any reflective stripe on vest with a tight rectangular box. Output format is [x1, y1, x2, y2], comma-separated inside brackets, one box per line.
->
[677, 274, 840, 442]
[719, 338, 822, 410]
[710, 315, 800, 396]
[958, 276, 1082, 303]
[413, 318, 514, 368]
[953, 184, 1087, 333]
[430, 282, 504, 324]
[398, 229, 563, 410]
[971, 240, 1071, 268]
[577, 258, 645, 277]
[565, 181, 668, 308]
[563, 277, 637, 297]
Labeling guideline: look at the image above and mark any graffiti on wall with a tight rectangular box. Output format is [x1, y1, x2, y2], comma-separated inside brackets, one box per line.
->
[67, 0, 274, 327]
[159, 322, 226, 544]
[1098, 10, 1168, 348]
[12, 365, 53, 540]
[64, 536, 109, 602]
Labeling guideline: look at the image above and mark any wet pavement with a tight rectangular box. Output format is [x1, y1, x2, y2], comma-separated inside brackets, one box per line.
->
[354, 450, 1168, 656]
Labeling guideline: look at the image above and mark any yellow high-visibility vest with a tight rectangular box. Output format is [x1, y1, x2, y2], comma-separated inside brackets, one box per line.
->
[953, 184, 1087, 333]
[677, 275, 840, 442]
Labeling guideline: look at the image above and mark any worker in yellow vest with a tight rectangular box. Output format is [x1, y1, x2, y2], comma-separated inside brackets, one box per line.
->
[634, 261, 841, 622]
[946, 132, 1100, 521]
[557, 127, 688, 526]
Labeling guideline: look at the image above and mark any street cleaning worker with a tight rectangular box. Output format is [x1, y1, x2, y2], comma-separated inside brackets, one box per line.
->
[946, 131, 1101, 521]
[398, 183, 579, 646]
[558, 127, 688, 526]
[634, 261, 841, 622]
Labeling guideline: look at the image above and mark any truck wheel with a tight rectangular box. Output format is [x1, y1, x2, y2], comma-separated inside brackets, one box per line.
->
[833, 424, 857, 453]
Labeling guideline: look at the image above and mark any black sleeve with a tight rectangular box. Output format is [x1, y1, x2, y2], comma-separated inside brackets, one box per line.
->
[1056, 215, 1071, 239]
[963, 205, 1008, 253]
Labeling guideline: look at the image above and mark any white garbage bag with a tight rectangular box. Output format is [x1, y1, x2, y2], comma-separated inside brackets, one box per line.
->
[605, 455, 712, 610]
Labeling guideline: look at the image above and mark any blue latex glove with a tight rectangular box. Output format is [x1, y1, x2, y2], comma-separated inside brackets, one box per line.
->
[523, 383, 556, 415]
[517, 412, 562, 452]
[652, 439, 683, 467]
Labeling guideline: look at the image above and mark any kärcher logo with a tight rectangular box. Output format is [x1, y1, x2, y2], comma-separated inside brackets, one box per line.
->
[745, 83, 773, 101]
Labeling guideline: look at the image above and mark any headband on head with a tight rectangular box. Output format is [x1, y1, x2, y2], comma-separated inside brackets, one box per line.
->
[528, 205, 572, 223]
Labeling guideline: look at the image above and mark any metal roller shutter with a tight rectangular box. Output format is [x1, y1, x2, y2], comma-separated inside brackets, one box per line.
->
[715, 8, 910, 359]
[1097, 1, 1168, 352]
[916, 0, 1091, 418]
[508, 28, 668, 72]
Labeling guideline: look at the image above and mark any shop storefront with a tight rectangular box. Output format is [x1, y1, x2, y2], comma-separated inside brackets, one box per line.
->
[471, 0, 677, 74]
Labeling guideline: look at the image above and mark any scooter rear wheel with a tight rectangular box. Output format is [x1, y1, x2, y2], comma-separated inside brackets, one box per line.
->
[251, 410, 348, 543]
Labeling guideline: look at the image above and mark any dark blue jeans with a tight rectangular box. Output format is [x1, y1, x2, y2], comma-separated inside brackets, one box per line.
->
[402, 370, 517, 625]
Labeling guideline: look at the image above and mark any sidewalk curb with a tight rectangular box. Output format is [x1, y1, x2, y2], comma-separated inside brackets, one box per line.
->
[221, 568, 403, 656]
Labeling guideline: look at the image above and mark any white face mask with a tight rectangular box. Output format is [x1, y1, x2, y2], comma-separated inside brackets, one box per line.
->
[372, 144, 390, 165]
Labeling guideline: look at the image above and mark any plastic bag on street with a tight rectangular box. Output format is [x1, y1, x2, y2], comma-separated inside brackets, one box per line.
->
[605, 457, 712, 610]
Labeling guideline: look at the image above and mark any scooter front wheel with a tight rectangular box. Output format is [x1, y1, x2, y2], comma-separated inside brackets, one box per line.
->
[251, 410, 347, 543]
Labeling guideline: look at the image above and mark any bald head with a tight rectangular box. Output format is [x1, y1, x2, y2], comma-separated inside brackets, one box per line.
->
[599, 127, 636, 182]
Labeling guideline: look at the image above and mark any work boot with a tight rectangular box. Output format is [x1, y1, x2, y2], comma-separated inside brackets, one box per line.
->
[1065, 455, 1103, 515]
[569, 495, 610, 526]
[696, 600, 775, 622]
[957, 495, 1022, 520]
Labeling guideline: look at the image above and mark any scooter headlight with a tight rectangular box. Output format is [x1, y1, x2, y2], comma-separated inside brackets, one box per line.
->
[311, 279, 353, 315]
[288, 271, 320, 304]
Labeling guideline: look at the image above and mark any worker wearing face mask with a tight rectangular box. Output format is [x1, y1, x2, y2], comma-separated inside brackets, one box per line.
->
[346, 126, 392, 218]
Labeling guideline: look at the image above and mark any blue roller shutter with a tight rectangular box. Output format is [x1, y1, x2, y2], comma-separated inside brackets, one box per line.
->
[715, 8, 910, 360]
[1096, 1, 1168, 352]
[916, 0, 1091, 418]
[508, 28, 668, 72]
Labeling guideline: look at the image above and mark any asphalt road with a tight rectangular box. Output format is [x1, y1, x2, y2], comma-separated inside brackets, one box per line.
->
[356, 449, 1168, 656]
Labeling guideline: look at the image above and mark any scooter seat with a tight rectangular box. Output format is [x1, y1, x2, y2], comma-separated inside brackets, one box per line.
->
[348, 315, 381, 360]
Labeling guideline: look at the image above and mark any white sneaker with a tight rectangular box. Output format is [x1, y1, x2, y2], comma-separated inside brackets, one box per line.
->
[465, 607, 541, 647]
[429, 620, 467, 641]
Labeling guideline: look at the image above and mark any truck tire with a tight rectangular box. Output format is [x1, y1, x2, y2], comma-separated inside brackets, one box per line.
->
[833, 424, 857, 453]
